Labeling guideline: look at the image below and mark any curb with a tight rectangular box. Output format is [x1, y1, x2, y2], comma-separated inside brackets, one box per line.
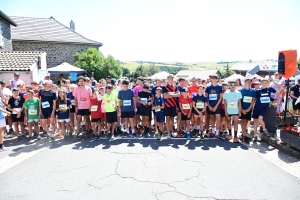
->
[261, 134, 300, 159]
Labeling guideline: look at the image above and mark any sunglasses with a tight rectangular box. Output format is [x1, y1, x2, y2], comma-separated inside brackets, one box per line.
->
[230, 83, 236, 86]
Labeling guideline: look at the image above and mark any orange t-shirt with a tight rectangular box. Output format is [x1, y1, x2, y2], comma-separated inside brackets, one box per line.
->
[23, 93, 40, 100]
[188, 85, 198, 98]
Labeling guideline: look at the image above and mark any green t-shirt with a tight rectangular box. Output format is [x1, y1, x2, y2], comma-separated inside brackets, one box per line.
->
[104, 93, 117, 113]
[24, 98, 40, 119]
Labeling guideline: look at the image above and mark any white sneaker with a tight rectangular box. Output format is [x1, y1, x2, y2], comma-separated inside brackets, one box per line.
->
[4, 133, 13, 139]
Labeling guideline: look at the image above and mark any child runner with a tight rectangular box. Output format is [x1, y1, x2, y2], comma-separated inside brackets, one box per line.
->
[192, 85, 207, 140]
[220, 82, 228, 138]
[223, 80, 242, 142]
[0, 96, 11, 152]
[179, 88, 193, 139]
[7, 88, 25, 140]
[90, 88, 102, 141]
[56, 89, 71, 138]
[239, 78, 256, 143]
[138, 84, 152, 137]
[252, 78, 280, 141]
[104, 85, 118, 139]
[153, 87, 165, 140]
[99, 87, 107, 135]
[67, 84, 77, 135]
[24, 90, 40, 140]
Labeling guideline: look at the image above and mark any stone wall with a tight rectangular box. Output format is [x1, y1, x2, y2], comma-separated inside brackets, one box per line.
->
[12, 41, 98, 68]
[0, 16, 13, 51]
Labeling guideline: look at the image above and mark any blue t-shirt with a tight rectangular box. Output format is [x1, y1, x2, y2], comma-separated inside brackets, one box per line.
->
[239, 88, 256, 110]
[223, 90, 242, 114]
[205, 85, 223, 107]
[39, 89, 57, 110]
[0, 98, 4, 120]
[290, 84, 300, 101]
[192, 94, 207, 110]
[118, 89, 135, 112]
[254, 87, 276, 108]
[154, 95, 164, 113]
[67, 92, 75, 107]
[57, 99, 71, 119]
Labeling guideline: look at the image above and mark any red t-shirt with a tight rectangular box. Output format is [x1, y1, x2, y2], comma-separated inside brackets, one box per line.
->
[188, 85, 198, 98]
[179, 96, 192, 114]
[90, 98, 102, 119]
[220, 89, 225, 110]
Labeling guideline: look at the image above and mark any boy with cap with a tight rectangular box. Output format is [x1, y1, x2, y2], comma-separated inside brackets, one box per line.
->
[239, 78, 256, 143]
[252, 78, 280, 141]
[223, 80, 242, 142]
[179, 87, 193, 138]
[153, 87, 165, 140]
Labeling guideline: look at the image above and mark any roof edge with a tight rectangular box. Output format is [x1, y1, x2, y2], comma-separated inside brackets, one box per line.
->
[0, 10, 17, 26]
[12, 38, 102, 47]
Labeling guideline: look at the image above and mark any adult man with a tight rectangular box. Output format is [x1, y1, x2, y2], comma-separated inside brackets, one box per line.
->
[223, 80, 242, 142]
[205, 74, 223, 137]
[290, 79, 300, 124]
[163, 74, 180, 138]
[271, 72, 285, 112]
[73, 76, 92, 139]
[239, 78, 256, 143]
[39, 81, 57, 142]
[7, 72, 25, 90]
[118, 80, 137, 136]
[197, 78, 201, 86]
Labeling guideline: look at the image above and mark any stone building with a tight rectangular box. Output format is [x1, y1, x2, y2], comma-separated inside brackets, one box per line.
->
[0, 10, 17, 51]
[10, 16, 102, 68]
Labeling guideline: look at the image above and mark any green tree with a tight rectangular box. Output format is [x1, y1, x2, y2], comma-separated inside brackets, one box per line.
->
[146, 64, 160, 76]
[220, 69, 235, 78]
[121, 67, 131, 77]
[133, 65, 147, 78]
[74, 48, 122, 80]
[297, 58, 300, 70]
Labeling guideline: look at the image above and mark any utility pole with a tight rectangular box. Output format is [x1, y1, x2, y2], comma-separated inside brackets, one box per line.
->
[223, 62, 230, 78]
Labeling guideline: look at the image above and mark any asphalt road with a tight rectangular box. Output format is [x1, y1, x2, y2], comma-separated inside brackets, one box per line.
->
[0, 136, 300, 200]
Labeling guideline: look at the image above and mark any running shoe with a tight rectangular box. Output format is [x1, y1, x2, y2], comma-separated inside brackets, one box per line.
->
[253, 135, 261, 142]
[0, 146, 9, 152]
[96, 135, 101, 141]
[176, 131, 182, 138]
[181, 132, 187, 138]
[226, 134, 233, 140]
[9, 128, 15, 134]
[90, 135, 96, 141]
[166, 133, 171, 139]
[51, 137, 55, 143]
[242, 136, 250, 144]
[187, 133, 191, 139]
[17, 135, 23, 141]
[233, 137, 239, 143]
[155, 131, 161, 140]
[200, 134, 204, 140]
[264, 129, 271, 137]
[4, 133, 13, 139]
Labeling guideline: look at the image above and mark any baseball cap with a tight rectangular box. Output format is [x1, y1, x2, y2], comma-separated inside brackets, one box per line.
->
[14, 72, 20, 76]
[182, 87, 188, 92]
[106, 76, 111, 79]
[156, 87, 162, 91]
[42, 80, 50, 85]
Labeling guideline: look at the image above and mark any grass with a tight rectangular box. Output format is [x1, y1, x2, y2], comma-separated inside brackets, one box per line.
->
[120, 61, 236, 71]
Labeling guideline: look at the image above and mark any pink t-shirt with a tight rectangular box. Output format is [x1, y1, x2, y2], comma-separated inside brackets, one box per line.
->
[73, 86, 92, 109]
[133, 86, 143, 107]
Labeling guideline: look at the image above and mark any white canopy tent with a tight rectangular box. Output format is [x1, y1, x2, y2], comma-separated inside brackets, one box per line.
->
[150, 71, 169, 80]
[224, 73, 245, 82]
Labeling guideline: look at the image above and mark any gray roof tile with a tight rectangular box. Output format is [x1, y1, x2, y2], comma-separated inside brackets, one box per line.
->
[10, 16, 102, 46]
[0, 51, 44, 71]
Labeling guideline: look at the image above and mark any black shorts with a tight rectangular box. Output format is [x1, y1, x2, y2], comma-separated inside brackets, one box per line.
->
[164, 107, 177, 117]
[70, 106, 76, 113]
[121, 111, 135, 118]
[240, 110, 252, 121]
[207, 106, 221, 115]
[12, 114, 24, 123]
[107, 111, 118, 123]
[91, 118, 101, 123]
[293, 100, 300, 111]
[41, 109, 52, 119]
[220, 109, 225, 117]
[181, 113, 191, 121]
[140, 106, 151, 116]
[228, 114, 238, 117]
[77, 109, 91, 116]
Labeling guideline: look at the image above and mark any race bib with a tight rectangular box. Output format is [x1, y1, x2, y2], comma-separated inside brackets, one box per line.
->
[196, 102, 204, 109]
[209, 94, 217, 101]
[155, 106, 161, 112]
[228, 102, 237, 108]
[141, 98, 147, 103]
[261, 93, 268, 96]
[123, 100, 131, 106]
[42, 101, 50, 108]
[182, 104, 190, 109]
[168, 92, 174, 95]
[28, 109, 37, 115]
[243, 96, 252, 103]
[70, 99, 75, 105]
[192, 92, 197, 97]
[91, 105, 98, 112]
[12, 108, 21, 114]
[260, 97, 270, 103]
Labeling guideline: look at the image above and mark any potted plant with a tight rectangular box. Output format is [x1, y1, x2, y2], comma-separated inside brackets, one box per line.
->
[281, 125, 300, 151]
[276, 111, 298, 127]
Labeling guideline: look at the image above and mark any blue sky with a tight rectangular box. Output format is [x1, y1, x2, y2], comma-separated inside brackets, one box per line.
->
[1, 0, 300, 62]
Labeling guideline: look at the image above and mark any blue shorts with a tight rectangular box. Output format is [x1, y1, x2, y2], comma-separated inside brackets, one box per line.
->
[220, 109, 225, 117]
[252, 106, 267, 119]
[135, 107, 141, 115]
[155, 111, 165, 123]
[41, 109, 52, 119]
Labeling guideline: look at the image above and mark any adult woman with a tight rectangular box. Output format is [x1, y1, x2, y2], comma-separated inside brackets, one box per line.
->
[235, 78, 243, 91]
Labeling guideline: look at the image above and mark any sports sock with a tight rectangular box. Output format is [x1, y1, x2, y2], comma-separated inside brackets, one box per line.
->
[234, 131, 237, 137]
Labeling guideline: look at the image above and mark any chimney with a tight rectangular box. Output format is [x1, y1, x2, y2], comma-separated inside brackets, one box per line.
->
[70, 20, 75, 31]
